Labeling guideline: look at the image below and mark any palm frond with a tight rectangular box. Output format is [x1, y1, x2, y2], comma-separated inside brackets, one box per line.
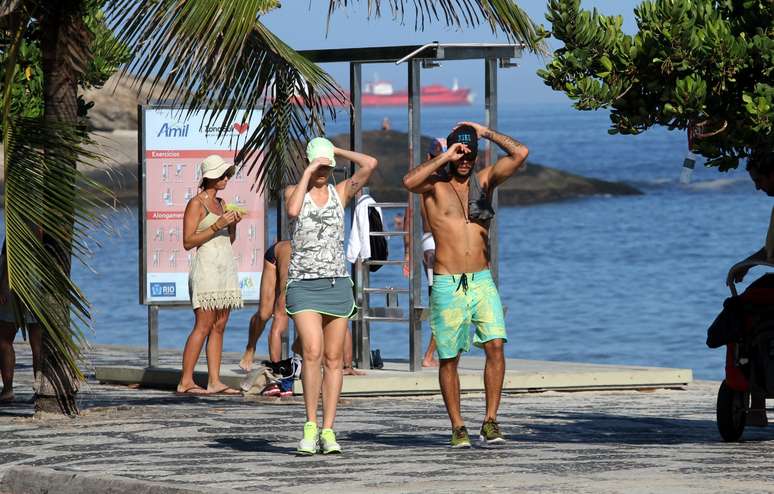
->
[327, 0, 548, 54]
[233, 21, 339, 193]
[0, 0, 23, 18]
[107, 0, 345, 193]
[235, 65, 309, 195]
[4, 116, 117, 413]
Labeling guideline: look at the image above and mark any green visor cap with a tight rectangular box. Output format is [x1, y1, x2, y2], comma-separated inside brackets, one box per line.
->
[306, 137, 336, 167]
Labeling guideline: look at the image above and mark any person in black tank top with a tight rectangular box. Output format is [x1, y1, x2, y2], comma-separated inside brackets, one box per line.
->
[264, 242, 278, 266]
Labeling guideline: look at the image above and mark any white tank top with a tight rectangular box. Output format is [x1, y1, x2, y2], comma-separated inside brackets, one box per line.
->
[288, 184, 348, 280]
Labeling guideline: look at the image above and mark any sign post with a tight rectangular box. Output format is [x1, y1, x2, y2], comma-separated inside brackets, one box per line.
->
[139, 106, 266, 367]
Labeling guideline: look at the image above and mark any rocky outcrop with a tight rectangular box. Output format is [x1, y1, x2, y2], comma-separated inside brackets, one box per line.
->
[329, 130, 641, 204]
[0, 128, 640, 206]
[80, 74, 181, 131]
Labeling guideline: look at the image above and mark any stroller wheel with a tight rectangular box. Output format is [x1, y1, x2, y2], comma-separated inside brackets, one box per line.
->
[717, 380, 748, 442]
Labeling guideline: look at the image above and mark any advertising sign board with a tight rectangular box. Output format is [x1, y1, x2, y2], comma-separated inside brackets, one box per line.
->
[140, 106, 265, 305]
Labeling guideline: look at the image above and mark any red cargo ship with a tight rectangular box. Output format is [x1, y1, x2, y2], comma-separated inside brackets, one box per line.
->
[361, 79, 473, 107]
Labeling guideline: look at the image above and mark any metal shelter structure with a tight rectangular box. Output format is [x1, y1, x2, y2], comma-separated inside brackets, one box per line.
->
[299, 43, 524, 371]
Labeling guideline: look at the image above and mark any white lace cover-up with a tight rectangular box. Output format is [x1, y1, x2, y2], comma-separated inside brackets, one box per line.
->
[188, 201, 243, 311]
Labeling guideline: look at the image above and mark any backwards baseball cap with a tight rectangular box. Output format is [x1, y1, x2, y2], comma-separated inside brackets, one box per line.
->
[446, 125, 478, 161]
[306, 137, 336, 167]
[200, 155, 235, 181]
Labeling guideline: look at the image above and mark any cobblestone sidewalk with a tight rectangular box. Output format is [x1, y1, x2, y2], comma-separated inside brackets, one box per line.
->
[1, 345, 773, 493]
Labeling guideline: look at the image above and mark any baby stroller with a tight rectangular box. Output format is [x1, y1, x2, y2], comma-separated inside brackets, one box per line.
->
[707, 262, 774, 442]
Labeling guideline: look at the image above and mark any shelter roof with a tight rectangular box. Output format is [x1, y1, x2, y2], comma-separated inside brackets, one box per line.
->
[299, 42, 524, 64]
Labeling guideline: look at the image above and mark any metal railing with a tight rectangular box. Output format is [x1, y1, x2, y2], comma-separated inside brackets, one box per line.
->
[351, 201, 427, 370]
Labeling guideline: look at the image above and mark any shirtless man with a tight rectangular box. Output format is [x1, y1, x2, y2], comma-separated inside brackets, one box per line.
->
[403, 138, 447, 367]
[402, 122, 528, 448]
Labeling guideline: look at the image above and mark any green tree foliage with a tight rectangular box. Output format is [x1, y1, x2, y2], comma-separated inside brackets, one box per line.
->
[1, 1, 121, 414]
[1, 36, 42, 120]
[538, 0, 773, 170]
[0, 0, 130, 127]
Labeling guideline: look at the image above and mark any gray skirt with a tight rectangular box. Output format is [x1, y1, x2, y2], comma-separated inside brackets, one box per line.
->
[286, 277, 356, 318]
[0, 293, 38, 325]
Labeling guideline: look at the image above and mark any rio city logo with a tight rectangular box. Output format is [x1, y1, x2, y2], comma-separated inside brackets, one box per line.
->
[240, 277, 255, 290]
[156, 121, 190, 138]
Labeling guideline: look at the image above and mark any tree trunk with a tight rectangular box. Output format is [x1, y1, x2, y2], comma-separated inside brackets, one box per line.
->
[37, 0, 90, 415]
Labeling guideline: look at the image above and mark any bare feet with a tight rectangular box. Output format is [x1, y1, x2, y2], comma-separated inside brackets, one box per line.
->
[422, 356, 439, 368]
[343, 366, 366, 376]
[239, 349, 255, 372]
[175, 384, 208, 396]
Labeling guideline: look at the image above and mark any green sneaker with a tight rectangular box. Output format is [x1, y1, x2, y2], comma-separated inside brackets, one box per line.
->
[479, 419, 505, 444]
[297, 421, 319, 455]
[320, 428, 342, 454]
[450, 425, 471, 448]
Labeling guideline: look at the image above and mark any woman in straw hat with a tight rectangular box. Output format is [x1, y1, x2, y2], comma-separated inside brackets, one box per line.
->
[285, 137, 377, 454]
[176, 154, 243, 396]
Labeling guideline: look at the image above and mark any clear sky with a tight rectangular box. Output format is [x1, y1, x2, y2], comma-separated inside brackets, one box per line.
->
[262, 1, 643, 104]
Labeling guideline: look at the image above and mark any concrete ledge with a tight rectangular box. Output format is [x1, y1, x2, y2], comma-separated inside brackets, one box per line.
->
[96, 357, 692, 396]
[0, 467, 236, 494]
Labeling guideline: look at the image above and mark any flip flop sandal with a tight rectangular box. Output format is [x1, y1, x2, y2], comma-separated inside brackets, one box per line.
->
[175, 386, 209, 396]
[210, 387, 242, 396]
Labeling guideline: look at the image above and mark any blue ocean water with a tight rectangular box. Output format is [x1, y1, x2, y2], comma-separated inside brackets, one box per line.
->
[71, 102, 766, 380]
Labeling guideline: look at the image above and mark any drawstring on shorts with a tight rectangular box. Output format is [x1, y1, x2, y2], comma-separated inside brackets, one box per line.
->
[452, 272, 474, 293]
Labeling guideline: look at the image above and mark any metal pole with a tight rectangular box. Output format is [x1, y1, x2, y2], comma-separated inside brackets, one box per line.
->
[138, 105, 146, 306]
[147, 305, 159, 367]
[484, 57, 499, 286]
[361, 267, 371, 367]
[350, 62, 363, 154]
[408, 59, 422, 372]
[353, 260, 370, 367]
[350, 62, 369, 368]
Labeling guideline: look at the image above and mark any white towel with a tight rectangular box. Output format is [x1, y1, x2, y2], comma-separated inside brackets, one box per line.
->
[346, 194, 383, 263]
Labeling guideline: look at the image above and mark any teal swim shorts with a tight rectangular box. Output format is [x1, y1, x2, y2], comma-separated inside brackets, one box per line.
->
[430, 269, 507, 360]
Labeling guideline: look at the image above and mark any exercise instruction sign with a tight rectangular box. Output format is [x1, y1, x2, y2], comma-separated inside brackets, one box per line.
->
[140, 106, 265, 305]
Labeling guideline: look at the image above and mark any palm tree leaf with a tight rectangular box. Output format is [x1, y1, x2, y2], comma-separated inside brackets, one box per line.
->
[235, 65, 316, 195]
[0, 0, 23, 19]
[4, 116, 117, 410]
[327, 0, 548, 54]
[231, 21, 343, 192]
[107, 0, 345, 194]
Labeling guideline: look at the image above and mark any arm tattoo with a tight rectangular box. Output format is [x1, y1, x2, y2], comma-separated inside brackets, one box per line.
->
[403, 154, 446, 181]
[483, 129, 524, 157]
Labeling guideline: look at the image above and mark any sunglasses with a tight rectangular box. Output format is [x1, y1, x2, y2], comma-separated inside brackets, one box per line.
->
[216, 170, 235, 181]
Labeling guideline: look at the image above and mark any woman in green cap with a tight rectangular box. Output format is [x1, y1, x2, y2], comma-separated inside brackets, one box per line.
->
[285, 137, 377, 455]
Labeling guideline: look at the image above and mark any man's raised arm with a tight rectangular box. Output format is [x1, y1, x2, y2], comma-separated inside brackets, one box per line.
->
[460, 121, 528, 188]
[402, 143, 467, 193]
